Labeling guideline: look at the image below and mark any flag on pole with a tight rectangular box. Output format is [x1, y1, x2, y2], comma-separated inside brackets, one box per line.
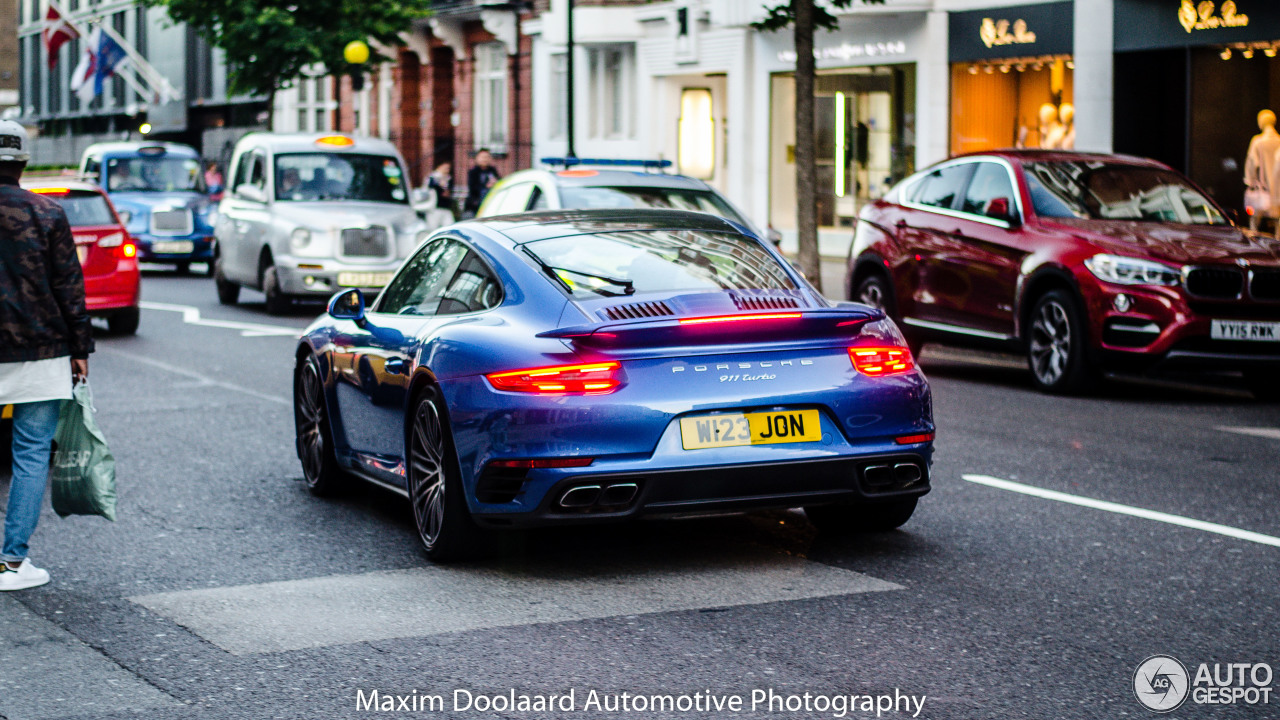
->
[70, 28, 100, 102]
[93, 29, 129, 97]
[42, 4, 80, 68]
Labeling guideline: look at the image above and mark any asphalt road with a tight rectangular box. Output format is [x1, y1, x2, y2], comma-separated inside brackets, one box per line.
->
[2, 266, 1278, 720]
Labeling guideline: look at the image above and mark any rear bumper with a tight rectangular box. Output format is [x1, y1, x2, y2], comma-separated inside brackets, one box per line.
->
[471, 452, 931, 529]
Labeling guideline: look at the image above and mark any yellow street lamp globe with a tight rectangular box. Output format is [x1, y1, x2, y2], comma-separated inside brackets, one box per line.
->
[343, 40, 370, 66]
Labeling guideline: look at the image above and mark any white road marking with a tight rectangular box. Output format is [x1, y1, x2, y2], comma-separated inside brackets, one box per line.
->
[97, 347, 290, 406]
[0, 595, 177, 719]
[963, 474, 1280, 548]
[1217, 426, 1280, 441]
[139, 300, 302, 337]
[132, 553, 900, 655]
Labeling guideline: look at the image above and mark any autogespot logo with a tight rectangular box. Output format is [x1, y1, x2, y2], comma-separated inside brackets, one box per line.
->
[1134, 655, 1191, 713]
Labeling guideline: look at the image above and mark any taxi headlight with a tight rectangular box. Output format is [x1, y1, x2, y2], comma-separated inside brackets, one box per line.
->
[290, 228, 312, 250]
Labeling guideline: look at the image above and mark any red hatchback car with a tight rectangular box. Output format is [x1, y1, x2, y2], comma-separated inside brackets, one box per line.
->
[23, 178, 141, 335]
[846, 151, 1280, 397]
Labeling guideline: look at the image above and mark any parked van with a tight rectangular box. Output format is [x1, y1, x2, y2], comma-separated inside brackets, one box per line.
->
[213, 133, 428, 314]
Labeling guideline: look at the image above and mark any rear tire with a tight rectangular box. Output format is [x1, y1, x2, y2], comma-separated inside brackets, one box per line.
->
[295, 355, 349, 496]
[263, 265, 291, 315]
[805, 497, 918, 534]
[407, 386, 486, 562]
[1026, 289, 1097, 394]
[107, 307, 140, 335]
[214, 259, 240, 305]
[1244, 369, 1280, 401]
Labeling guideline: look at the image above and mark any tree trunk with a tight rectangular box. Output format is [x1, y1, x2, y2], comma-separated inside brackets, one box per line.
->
[793, 0, 821, 292]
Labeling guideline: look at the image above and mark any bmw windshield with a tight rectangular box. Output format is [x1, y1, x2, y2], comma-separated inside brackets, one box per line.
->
[523, 229, 795, 299]
[1023, 161, 1228, 226]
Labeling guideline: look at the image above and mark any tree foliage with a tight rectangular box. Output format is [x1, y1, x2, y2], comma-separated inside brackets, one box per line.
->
[139, 0, 433, 98]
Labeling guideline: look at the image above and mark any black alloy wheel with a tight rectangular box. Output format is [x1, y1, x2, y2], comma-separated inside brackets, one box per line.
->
[1027, 289, 1096, 394]
[407, 387, 484, 561]
[805, 497, 918, 534]
[214, 258, 240, 305]
[295, 355, 347, 495]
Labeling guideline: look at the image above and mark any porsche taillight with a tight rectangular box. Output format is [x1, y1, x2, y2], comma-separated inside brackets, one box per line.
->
[486, 361, 623, 394]
[849, 346, 914, 377]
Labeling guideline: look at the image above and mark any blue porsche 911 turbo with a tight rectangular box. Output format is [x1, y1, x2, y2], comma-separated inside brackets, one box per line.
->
[294, 209, 934, 561]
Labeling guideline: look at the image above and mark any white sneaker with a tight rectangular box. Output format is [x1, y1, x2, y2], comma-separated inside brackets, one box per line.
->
[0, 560, 50, 591]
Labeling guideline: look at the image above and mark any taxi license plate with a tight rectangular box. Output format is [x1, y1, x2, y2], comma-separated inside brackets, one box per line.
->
[338, 272, 394, 288]
[680, 409, 821, 450]
[1211, 319, 1280, 342]
[152, 240, 194, 254]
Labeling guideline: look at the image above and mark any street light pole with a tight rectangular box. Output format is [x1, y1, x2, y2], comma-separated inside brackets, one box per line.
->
[566, 0, 576, 159]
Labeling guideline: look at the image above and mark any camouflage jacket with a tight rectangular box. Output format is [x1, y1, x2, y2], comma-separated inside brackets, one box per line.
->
[0, 175, 94, 362]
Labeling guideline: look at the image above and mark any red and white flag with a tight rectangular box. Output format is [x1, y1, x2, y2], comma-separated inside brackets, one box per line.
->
[69, 27, 100, 102]
[42, 4, 80, 68]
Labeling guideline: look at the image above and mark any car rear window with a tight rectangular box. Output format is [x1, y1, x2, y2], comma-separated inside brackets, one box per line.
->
[45, 191, 117, 227]
[523, 229, 795, 299]
[558, 186, 745, 225]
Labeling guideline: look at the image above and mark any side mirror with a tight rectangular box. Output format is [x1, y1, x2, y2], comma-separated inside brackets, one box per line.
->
[328, 288, 366, 326]
[235, 184, 267, 203]
[986, 197, 1019, 226]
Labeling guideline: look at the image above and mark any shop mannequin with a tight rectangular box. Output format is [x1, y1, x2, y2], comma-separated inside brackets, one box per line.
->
[1248, 110, 1280, 230]
[1038, 103, 1065, 149]
[1059, 103, 1076, 150]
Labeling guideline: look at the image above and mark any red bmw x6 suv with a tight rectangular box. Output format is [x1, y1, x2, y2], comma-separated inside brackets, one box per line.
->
[846, 151, 1280, 397]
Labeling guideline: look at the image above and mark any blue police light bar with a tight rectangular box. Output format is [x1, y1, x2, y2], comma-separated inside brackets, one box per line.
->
[540, 157, 673, 170]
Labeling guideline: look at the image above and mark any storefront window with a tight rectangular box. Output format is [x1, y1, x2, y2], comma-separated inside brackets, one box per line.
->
[769, 64, 916, 231]
[950, 56, 1074, 155]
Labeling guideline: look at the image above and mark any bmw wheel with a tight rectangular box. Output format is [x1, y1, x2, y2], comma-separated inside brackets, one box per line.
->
[805, 497, 918, 534]
[856, 273, 921, 356]
[295, 355, 348, 495]
[1027, 289, 1096, 394]
[407, 387, 484, 562]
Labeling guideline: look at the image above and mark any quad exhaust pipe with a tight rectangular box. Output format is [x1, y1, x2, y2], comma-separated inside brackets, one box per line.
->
[559, 482, 638, 509]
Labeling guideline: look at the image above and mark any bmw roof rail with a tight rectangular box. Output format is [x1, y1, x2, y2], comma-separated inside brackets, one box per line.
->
[539, 157, 673, 173]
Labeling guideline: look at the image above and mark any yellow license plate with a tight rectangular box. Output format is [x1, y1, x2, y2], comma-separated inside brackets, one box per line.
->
[338, 272, 394, 288]
[679, 409, 821, 450]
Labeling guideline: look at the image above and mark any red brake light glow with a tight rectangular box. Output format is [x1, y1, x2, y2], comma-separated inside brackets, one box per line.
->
[849, 346, 915, 377]
[679, 312, 803, 326]
[29, 187, 71, 195]
[120, 242, 137, 259]
[488, 458, 594, 469]
[486, 361, 622, 394]
[895, 432, 935, 445]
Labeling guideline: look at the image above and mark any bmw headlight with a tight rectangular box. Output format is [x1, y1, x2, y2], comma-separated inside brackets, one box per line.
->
[1083, 254, 1180, 286]
[290, 228, 312, 250]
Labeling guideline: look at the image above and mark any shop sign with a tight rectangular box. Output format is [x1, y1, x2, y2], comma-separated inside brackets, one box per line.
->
[777, 41, 908, 64]
[949, 2, 1073, 62]
[1178, 1, 1249, 33]
[1115, 0, 1278, 51]
[980, 18, 1037, 49]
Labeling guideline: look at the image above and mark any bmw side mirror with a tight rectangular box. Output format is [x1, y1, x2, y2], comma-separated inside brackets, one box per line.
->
[986, 197, 1019, 227]
[328, 288, 366, 326]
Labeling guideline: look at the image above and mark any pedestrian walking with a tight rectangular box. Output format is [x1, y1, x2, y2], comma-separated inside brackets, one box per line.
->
[463, 149, 501, 218]
[0, 120, 94, 591]
[427, 161, 453, 214]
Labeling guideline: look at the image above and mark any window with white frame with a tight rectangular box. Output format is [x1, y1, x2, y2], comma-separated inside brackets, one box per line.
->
[587, 45, 634, 140]
[293, 76, 333, 133]
[549, 53, 568, 140]
[473, 42, 508, 151]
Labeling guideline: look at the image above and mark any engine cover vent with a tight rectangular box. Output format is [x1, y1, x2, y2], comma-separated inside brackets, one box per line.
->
[601, 301, 675, 321]
[731, 294, 801, 311]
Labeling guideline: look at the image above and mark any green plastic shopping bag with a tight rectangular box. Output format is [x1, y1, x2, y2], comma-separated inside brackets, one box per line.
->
[50, 381, 117, 521]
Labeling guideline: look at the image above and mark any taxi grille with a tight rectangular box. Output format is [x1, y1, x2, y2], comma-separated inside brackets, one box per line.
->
[150, 209, 193, 236]
[341, 227, 390, 257]
[1184, 266, 1243, 299]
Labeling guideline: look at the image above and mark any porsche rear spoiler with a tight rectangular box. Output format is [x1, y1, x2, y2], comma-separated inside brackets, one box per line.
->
[536, 308, 882, 349]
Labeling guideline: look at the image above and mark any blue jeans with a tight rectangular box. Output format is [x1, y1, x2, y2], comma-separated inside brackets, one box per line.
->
[3, 400, 62, 563]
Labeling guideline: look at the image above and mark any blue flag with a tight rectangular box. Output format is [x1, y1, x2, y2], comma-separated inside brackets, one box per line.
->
[93, 31, 128, 96]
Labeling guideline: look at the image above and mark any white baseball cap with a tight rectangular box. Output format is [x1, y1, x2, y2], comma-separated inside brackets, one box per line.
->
[0, 120, 31, 162]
